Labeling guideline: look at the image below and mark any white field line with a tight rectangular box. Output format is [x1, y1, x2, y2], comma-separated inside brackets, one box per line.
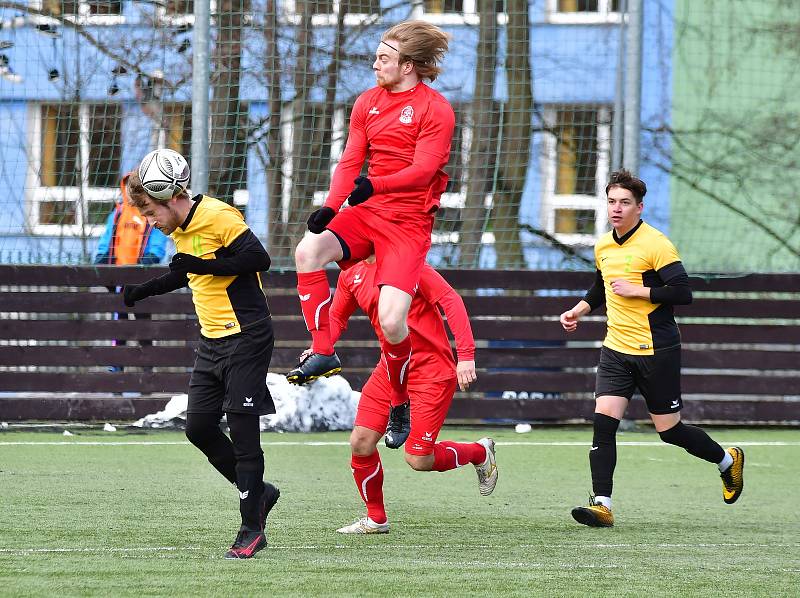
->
[2, 543, 797, 555]
[0, 547, 201, 554]
[0, 440, 799, 447]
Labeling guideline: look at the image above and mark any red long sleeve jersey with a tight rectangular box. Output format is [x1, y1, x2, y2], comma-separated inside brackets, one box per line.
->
[324, 83, 456, 214]
[329, 261, 475, 382]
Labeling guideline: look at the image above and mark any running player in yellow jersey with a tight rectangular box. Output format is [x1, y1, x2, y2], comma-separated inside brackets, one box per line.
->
[122, 155, 278, 559]
[560, 169, 744, 527]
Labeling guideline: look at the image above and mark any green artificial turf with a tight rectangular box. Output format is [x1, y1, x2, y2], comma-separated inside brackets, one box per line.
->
[1, 426, 798, 597]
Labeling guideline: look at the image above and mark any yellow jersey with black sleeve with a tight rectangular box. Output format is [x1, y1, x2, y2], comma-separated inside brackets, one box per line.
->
[594, 220, 684, 356]
[171, 195, 270, 338]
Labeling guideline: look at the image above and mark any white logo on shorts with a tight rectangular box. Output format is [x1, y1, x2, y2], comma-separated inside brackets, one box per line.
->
[244, 396, 254, 407]
[299, 293, 311, 301]
[399, 105, 414, 124]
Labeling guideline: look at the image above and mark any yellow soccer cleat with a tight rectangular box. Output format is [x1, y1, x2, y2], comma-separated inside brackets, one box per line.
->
[571, 495, 614, 527]
[721, 446, 745, 504]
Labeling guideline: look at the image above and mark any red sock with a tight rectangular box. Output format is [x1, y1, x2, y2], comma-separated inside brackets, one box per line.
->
[351, 452, 386, 524]
[382, 336, 411, 407]
[431, 441, 487, 472]
[297, 270, 333, 355]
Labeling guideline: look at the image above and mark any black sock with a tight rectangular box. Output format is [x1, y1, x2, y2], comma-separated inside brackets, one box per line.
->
[658, 421, 726, 464]
[185, 412, 237, 485]
[228, 412, 265, 531]
[590, 413, 620, 497]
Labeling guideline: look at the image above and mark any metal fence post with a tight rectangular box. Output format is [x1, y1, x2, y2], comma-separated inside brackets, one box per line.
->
[191, 0, 211, 192]
[623, 0, 643, 175]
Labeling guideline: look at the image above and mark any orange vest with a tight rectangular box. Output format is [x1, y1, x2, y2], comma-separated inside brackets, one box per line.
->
[111, 178, 152, 265]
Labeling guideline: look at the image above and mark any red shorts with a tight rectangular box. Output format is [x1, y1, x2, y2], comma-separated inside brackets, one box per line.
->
[354, 364, 456, 456]
[327, 205, 433, 297]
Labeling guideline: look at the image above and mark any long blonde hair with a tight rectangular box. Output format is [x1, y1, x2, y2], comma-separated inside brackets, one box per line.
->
[381, 20, 451, 82]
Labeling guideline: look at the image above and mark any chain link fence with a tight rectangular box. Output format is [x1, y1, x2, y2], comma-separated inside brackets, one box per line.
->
[0, 0, 797, 272]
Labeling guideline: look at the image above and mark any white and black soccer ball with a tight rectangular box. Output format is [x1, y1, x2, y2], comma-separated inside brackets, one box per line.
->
[137, 148, 190, 200]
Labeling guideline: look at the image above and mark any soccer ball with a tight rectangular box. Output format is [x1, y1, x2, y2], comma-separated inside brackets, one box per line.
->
[138, 148, 190, 200]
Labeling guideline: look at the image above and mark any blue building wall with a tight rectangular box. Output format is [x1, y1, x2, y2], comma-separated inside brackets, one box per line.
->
[0, 0, 674, 266]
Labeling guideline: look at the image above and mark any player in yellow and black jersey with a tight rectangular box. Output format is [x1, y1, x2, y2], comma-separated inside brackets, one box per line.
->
[559, 169, 744, 528]
[122, 157, 278, 559]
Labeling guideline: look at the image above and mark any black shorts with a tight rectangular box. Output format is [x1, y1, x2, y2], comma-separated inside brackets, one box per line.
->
[188, 319, 276, 416]
[594, 346, 683, 415]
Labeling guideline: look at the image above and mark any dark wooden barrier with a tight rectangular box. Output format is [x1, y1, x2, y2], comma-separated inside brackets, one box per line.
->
[1, 265, 798, 424]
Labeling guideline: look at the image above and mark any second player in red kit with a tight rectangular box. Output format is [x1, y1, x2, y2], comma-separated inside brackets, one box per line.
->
[288, 20, 456, 447]
[323, 258, 497, 534]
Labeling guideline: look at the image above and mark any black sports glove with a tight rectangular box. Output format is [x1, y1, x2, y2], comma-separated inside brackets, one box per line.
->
[122, 284, 150, 307]
[306, 207, 336, 234]
[346, 176, 374, 206]
[169, 252, 212, 275]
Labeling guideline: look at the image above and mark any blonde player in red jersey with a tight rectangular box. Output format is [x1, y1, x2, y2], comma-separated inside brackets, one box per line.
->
[288, 21, 456, 449]
[306, 257, 497, 533]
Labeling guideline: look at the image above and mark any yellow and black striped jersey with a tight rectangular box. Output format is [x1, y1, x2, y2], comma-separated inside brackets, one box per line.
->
[593, 220, 685, 355]
[171, 196, 269, 338]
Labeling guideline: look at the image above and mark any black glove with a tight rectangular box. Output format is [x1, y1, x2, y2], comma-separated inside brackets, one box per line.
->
[169, 252, 212, 275]
[123, 284, 150, 307]
[306, 207, 336, 234]
[346, 176, 374, 206]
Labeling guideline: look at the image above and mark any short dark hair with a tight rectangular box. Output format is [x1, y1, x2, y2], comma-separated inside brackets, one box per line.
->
[605, 169, 647, 203]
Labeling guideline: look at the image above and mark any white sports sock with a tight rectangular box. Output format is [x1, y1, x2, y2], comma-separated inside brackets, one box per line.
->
[718, 450, 734, 472]
[595, 495, 612, 510]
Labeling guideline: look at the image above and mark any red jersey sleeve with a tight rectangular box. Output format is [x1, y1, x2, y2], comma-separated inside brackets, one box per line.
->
[418, 266, 475, 362]
[324, 94, 369, 211]
[329, 272, 359, 346]
[369, 99, 455, 195]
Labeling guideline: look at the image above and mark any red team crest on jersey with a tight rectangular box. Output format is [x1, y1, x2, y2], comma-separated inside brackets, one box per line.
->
[399, 105, 414, 124]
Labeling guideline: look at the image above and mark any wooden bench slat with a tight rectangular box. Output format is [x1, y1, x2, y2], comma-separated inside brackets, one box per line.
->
[0, 292, 303, 315]
[3, 318, 799, 345]
[1, 345, 796, 374]
[1, 395, 796, 423]
[5, 369, 798, 397]
[447, 398, 800, 422]
[3, 266, 799, 294]
[1, 266, 798, 421]
[1, 372, 191, 393]
[5, 291, 799, 321]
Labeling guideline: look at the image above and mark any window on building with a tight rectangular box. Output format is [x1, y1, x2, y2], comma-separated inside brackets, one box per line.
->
[40, 0, 123, 21]
[558, 0, 621, 11]
[160, 1, 236, 26]
[414, 0, 506, 24]
[548, 0, 621, 23]
[541, 105, 611, 244]
[33, 103, 122, 229]
[282, 102, 341, 207]
[313, 0, 380, 14]
[289, 0, 380, 26]
[433, 102, 500, 243]
[556, 108, 599, 197]
[162, 103, 193, 161]
[285, 0, 506, 26]
[166, 0, 194, 16]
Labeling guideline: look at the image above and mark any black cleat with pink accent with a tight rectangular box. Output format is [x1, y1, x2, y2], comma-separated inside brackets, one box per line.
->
[224, 527, 267, 560]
